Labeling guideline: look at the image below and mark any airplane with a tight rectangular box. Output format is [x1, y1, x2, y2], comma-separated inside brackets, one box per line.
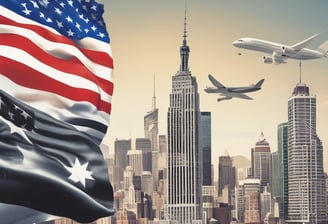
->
[232, 33, 328, 64]
[204, 74, 264, 102]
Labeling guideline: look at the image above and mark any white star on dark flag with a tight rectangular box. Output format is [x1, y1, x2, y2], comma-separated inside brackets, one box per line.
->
[64, 158, 94, 188]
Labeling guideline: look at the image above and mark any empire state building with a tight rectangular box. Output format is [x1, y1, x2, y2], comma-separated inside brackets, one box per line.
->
[166, 11, 203, 224]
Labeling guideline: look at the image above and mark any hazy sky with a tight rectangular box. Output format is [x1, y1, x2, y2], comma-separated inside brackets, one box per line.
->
[99, 0, 328, 169]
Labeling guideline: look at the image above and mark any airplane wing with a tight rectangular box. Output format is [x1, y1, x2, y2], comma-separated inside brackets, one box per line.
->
[208, 74, 225, 88]
[234, 93, 253, 100]
[291, 33, 320, 51]
[220, 92, 253, 100]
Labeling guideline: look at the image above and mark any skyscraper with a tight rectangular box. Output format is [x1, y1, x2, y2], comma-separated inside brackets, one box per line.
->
[136, 138, 152, 172]
[251, 132, 271, 189]
[166, 9, 202, 224]
[218, 153, 236, 198]
[115, 139, 131, 189]
[144, 77, 159, 191]
[275, 122, 288, 220]
[200, 111, 212, 186]
[287, 83, 327, 223]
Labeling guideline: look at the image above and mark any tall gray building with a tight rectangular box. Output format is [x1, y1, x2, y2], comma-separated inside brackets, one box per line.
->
[274, 122, 288, 220]
[166, 11, 202, 224]
[136, 138, 152, 173]
[218, 153, 235, 198]
[144, 77, 159, 191]
[251, 132, 271, 189]
[114, 139, 131, 189]
[287, 83, 327, 223]
[200, 111, 212, 186]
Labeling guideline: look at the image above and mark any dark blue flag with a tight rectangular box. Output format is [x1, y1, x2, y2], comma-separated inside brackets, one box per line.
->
[0, 90, 114, 223]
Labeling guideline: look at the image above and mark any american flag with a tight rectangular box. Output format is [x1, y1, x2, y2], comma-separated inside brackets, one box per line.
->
[0, 0, 113, 144]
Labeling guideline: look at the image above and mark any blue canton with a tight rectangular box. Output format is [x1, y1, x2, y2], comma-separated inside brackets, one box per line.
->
[1, 0, 109, 43]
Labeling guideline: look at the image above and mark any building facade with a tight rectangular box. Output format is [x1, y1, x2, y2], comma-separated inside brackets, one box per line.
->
[277, 122, 288, 220]
[200, 111, 212, 186]
[218, 153, 236, 199]
[166, 13, 202, 223]
[144, 83, 159, 192]
[287, 83, 327, 223]
[251, 133, 271, 189]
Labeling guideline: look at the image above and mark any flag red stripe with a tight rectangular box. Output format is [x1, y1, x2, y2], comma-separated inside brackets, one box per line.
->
[0, 15, 113, 68]
[0, 34, 113, 96]
[0, 56, 111, 113]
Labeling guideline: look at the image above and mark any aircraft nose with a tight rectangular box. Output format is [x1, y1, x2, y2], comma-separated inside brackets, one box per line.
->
[232, 40, 239, 47]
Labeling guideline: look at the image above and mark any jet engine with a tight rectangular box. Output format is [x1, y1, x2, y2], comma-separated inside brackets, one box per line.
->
[281, 46, 295, 56]
[263, 56, 273, 64]
[217, 96, 232, 102]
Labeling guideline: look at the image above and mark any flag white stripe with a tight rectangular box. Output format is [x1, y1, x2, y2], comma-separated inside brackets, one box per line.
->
[0, 46, 112, 104]
[0, 24, 113, 82]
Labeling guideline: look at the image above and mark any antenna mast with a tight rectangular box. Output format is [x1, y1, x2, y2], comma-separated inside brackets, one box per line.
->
[152, 74, 156, 111]
[299, 60, 302, 84]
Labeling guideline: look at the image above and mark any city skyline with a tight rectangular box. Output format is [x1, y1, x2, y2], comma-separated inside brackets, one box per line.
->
[99, 0, 328, 169]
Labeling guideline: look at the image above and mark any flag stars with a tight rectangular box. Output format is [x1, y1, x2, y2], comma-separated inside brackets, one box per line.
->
[64, 158, 94, 188]
[59, 2, 65, 8]
[54, 7, 62, 15]
[84, 17, 90, 24]
[91, 25, 97, 32]
[66, 29, 74, 37]
[21, 3, 32, 16]
[0, 117, 32, 144]
[40, 12, 45, 19]
[20, 110, 31, 120]
[97, 32, 105, 38]
[38, 0, 49, 8]
[75, 23, 81, 31]
[66, 16, 73, 23]
[29, 0, 39, 8]
[91, 5, 97, 11]
[67, 0, 74, 7]
[56, 20, 63, 28]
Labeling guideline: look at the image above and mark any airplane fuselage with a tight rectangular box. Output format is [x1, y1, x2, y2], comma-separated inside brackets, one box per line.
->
[204, 86, 260, 94]
[233, 38, 325, 60]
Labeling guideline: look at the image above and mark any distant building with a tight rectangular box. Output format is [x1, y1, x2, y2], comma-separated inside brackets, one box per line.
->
[114, 139, 131, 189]
[200, 111, 212, 186]
[218, 153, 236, 199]
[144, 83, 159, 192]
[202, 185, 216, 223]
[251, 132, 271, 189]
[244, 178, 261, 224]
[127, 149, 143, 176]
[213, 203, 233, 224]
[136, 138, 152, 173]
[260, 187, 272, 223]
[273, 122, 288, 220]
[158, 135, 167, 170]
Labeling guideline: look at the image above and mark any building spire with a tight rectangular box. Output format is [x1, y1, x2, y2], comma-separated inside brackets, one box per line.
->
[183, 0, 187, 44]
[299, 60, 302, 84]
[152, 74, 157, 111]
[179, 0, 190, 73]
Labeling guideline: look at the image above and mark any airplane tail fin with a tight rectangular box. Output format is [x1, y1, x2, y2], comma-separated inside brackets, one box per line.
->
[318, 40, 328, 56]
[255, 79, 265, 88]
